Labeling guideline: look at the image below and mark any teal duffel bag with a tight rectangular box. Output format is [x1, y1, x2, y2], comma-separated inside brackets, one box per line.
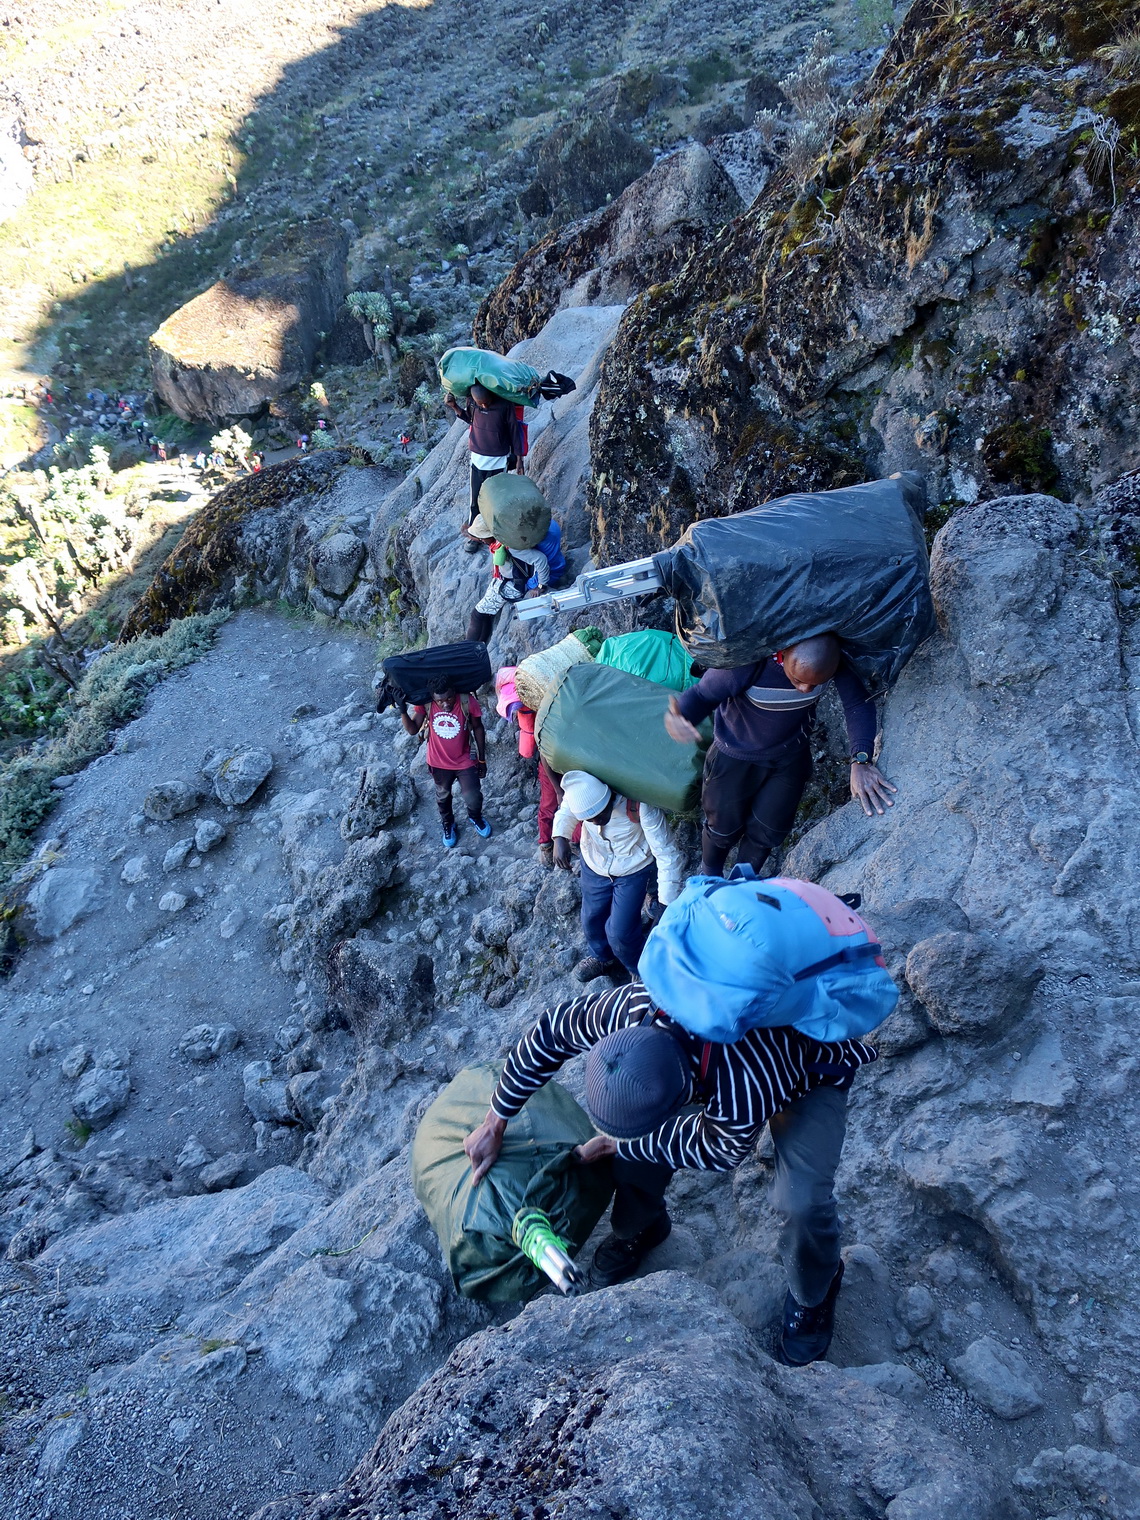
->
[439, 346, 542, 407]
[595, 629, 697, 691]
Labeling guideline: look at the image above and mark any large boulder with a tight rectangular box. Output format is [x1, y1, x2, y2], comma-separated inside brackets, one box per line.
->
[270, 1273, 991, 1520]
[149, 219, 349, 423]
[118, 452, 383, 641]
[517, 113, 653, 223]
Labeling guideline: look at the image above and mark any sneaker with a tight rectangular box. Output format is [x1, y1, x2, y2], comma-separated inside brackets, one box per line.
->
[574, 955, 624, 984]
[462, 535, 483, 554]
[441, 825, 458, 849]
[776, 1260, 844, 1367]
[471, 817, 493, 838]
[538, 842, 554, 868]
[590, 1213, 672, 1288]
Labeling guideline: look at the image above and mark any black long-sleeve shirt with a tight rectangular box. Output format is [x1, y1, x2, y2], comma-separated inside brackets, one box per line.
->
[675, 656, 876, 762]
[490, 982, 876, 1171]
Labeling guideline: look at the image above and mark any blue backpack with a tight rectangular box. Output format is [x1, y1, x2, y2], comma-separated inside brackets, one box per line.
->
[637, 868, 898, 1045]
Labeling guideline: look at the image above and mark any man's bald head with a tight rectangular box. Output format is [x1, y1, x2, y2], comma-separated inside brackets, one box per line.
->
[782, 633, 841, 691]
[469, 383, 496, 408]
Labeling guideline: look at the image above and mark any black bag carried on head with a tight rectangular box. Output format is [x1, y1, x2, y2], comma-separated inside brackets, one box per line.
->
[382, 641, 491, 706]
[653, 474, 933, 695]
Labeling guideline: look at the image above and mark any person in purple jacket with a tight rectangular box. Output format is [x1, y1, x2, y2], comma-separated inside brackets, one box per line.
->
[664, 633, 896, 876]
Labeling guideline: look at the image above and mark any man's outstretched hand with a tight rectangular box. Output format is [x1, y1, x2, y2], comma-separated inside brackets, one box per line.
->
[575, 1135, 617, 1164]
[664, 695, 701, 745]
[553, 837, 573, 871]
[464, 1111, 507, 1183]
[851, 762, 897, 817]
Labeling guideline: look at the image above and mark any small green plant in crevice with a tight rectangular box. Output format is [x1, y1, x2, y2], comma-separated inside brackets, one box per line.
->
[980, 420, 1059, 493]
[64, 1117, 92, 1147]
[199, 1338, 238, 1356]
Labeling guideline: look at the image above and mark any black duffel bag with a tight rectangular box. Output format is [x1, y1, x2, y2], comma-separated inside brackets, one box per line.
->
[377, 640, 492, 710]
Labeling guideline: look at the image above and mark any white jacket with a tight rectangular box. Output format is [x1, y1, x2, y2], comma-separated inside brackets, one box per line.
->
[552, 792, 683, 903]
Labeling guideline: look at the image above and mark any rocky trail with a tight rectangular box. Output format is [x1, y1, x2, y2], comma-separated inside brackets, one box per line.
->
[4, 0, 1140, 1516]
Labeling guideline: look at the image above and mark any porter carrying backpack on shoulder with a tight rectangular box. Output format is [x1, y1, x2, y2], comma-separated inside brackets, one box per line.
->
[637, 869, 898, 1044]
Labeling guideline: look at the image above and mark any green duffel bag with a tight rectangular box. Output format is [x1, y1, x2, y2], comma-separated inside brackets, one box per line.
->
[596, 629, 698, 692]
[536, 662, 712, 813]
[439, 346, 542, 407]
[411, 1063, 614, 1303]
[479, 473, 551, 550]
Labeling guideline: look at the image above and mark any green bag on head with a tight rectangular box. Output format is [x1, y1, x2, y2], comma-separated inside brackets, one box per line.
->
[439, 346, 543, 407]
[479, 473, 551, 549]
[596, 629, 698, 691]
[411, 1063, 614, 1302]
[536, 662, 712, 813]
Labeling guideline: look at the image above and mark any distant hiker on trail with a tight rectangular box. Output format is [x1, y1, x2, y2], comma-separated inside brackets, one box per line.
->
[463, 973, 874, 1361]
[665, 633, 895, 876]
[445, 382, 523, 552]
[465, 514, 566, 645]
[401, 687, 493, 848]
[399, 432, 412, 454]
[553, 769, 682, 984]
[156, 440, 168, 462]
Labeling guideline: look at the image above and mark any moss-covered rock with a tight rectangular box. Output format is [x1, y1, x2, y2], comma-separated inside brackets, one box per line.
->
[582, 0, 1140, 563]
[119, 454, 346, 640]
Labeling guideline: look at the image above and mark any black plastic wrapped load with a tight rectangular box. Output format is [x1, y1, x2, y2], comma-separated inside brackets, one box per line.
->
[382, 641, 491, 705]
[652, 475, 934, 693]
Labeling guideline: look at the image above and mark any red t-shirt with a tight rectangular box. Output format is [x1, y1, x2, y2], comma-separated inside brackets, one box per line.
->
[414, 695, 481, 770]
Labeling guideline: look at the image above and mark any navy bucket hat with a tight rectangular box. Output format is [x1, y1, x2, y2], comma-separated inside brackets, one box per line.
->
[584, 1024, 691, 1139]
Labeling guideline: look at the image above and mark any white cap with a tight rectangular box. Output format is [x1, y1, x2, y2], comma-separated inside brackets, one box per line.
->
[560, 770, 612, 821]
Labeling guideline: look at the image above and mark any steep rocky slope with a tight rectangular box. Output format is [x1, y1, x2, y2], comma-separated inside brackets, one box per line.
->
[547, 0, 1140, 561]
[6, 3, 1140, 1518]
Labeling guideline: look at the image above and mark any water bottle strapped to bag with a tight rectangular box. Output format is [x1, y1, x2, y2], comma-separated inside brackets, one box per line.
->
[636, 867, 898, 1045]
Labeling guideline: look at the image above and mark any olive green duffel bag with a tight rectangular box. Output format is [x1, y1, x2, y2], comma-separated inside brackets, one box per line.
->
[411, 1064, 614, 1302]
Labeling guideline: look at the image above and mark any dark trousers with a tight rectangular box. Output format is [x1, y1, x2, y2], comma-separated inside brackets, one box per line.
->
[579, 860, 654, 974]
[430, 766, 483, 829]
[700, 739, 812, 876]
[610, 1085, 848, 1306]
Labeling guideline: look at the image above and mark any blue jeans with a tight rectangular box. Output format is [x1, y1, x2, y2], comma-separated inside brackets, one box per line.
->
[579, 861, 655, 974]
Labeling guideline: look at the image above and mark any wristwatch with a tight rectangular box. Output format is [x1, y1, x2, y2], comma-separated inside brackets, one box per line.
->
[851, 751, 870, 765]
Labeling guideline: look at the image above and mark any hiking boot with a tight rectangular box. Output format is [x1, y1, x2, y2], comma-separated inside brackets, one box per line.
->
[574, 955, 624, 984]
[471, 817, 493, 838]
[538, 842, 554, 868]
[462, 536, 483, 554]
[441, 824, 458, 849]
[776, 1261, 844, 1367]
[590, 1213, 672, 1288]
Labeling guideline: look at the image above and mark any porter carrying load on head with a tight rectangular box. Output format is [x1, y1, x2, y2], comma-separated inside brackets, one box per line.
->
[439, 346, 575, 408]
[375, 640, 492, 711]
[517, 474, 934, 696]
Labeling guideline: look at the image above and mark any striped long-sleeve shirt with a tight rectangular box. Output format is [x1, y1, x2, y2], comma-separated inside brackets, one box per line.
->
[490, 982, 877, 1171]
